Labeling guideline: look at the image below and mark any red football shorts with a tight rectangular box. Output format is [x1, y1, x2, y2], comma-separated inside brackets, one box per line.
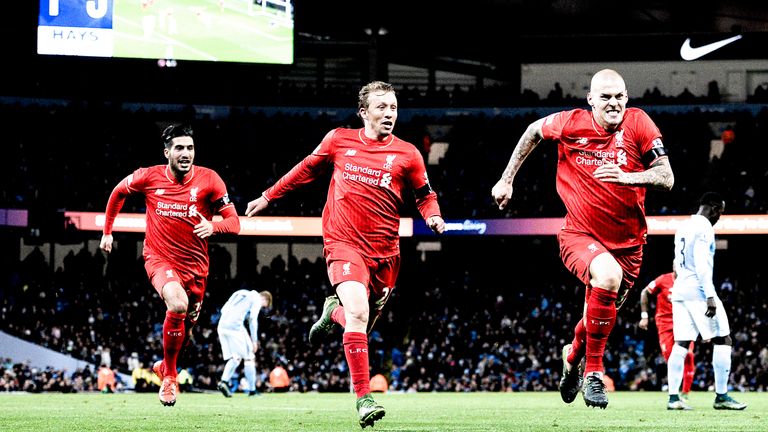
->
[144, 256, 207, 325]
[659, 324, 694, 362]
[558, 230, 643, 309]
[657, 320, 675, 361]
[324, 244, 400, 309]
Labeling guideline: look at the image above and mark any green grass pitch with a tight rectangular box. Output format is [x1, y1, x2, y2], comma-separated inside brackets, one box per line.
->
[111, 0, 292, 63]
[0, 391, 764, 431]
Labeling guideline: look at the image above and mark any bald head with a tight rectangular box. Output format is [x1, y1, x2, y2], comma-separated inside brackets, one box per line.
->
[590, 69, 626, 93]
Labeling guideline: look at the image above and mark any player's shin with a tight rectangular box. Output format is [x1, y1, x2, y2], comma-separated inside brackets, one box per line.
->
[567, 319, 587, 366]
[682, 350, 695, 394]
[667, 344, 688, 396]
[343, 332, 371, 397]
[584, 288, 617, 374]
[712, 344, 732, 395]
[221, 358, 238, 382]
[163, 311, 186, 376]
[331, 306, 347, 328]
[244, 360, 257, 392]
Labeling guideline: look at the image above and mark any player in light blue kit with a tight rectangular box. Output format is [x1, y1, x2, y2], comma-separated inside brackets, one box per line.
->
[217, 289, 273, 397]
[667, 192, 746, 411]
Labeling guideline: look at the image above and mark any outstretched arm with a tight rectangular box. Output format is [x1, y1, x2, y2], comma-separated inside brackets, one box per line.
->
[100, 179, 131, 253]
[491, 118, 545, 210]
[593, 156, 674, 190]
[246, 153, 330, 217]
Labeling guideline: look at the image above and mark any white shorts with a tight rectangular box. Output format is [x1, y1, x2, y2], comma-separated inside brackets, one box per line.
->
[672, 298, 730, 342]
[217, 326, 254, 361]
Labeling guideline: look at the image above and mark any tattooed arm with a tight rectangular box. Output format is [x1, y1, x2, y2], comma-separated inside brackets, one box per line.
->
[593, 156, 674, 190]
[491, 118, 546, 210]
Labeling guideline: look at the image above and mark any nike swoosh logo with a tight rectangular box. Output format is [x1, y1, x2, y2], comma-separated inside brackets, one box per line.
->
[680, 35, 742, 61]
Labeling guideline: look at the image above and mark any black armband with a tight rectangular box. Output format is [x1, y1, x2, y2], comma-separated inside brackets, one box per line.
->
[212, 194, 232, 211]
[642, 147, 668, 166]
[413, 184, 433, 199]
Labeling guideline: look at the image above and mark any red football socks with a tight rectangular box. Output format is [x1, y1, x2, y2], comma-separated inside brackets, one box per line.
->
[331, 305, 347, 328]
[682, 350, 695, 393]
[162, 311, 186, 377]
[343, 332, 370, 397]
[567, 318, 587, 366]
[584, 287, 617, 375]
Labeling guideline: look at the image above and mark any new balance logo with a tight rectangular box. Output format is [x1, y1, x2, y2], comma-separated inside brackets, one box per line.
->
[587, 243, 598, 253]
[155, 189, 165, 195]
[166, 270, 174, 278]
[345, 149, 357, 156]
[577, 138, 588, 145]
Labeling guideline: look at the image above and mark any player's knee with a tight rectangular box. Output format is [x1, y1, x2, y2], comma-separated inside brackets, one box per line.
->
[590, 257, 623, 291]
[344, 302, 369, 326]
[592, 273, 622, 291]
[162, 284, 188, 313]
[167, 298, 188, 314]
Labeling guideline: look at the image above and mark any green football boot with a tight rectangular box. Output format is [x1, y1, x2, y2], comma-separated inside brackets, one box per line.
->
[713, 394, 747, 410]
[356, 393, 385, 428]
[308, 295, 340, 345]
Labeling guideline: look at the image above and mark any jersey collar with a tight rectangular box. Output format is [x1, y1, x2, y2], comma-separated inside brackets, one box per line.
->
[165, 165, 195, 185]
[358, 128, 395, 147]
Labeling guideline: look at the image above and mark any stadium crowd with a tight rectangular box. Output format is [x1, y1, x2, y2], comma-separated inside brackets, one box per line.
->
[2, 233, 766, 394]
[1, 95, 767, 394]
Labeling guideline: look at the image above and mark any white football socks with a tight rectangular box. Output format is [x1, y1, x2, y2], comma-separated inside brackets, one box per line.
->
[713, 344, 732, 395]
[667, 343, 689, 396]
[244, 360, 257, 392]
[221, 358, 239, 381]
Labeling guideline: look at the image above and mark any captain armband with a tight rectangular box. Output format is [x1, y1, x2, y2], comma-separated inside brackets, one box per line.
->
[413, 184, 433, 199]
[212, 194, 232, 212]
[642, 147, 668, 166]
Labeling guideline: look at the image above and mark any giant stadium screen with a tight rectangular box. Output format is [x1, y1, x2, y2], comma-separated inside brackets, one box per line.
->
[37, 0, 294, 64]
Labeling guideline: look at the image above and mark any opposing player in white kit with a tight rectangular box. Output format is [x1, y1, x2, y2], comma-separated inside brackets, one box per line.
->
[217, 289, 273, 397]
[667, 192, 746, 411]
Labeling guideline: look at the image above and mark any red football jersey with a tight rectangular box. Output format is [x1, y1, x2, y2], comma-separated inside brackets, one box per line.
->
[541, 108, 665, 249]
[264, 128, 441, 258]
[646, 272, 675, 328]
[105, 165, 235, 276]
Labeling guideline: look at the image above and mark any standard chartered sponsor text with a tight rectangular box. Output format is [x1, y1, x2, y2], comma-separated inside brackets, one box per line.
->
[156, 201, 189, 217]
[344, 163, 383, 186]
[576, 149, 615, 166]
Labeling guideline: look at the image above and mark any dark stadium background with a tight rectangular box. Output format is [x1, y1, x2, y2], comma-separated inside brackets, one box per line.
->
[1, 0, 766, 396]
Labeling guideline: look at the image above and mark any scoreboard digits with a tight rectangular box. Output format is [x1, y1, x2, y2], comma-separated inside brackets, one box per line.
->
[37, 0, 114, 57]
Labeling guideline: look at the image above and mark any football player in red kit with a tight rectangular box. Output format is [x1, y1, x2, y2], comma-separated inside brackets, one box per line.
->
[246, 81, 445, 428]
[100, 124, 240, 406]
[492, 69, 674, 408]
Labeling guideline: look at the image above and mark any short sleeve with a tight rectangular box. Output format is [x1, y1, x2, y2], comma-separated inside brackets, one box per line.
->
[541, 110, 575, 142]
